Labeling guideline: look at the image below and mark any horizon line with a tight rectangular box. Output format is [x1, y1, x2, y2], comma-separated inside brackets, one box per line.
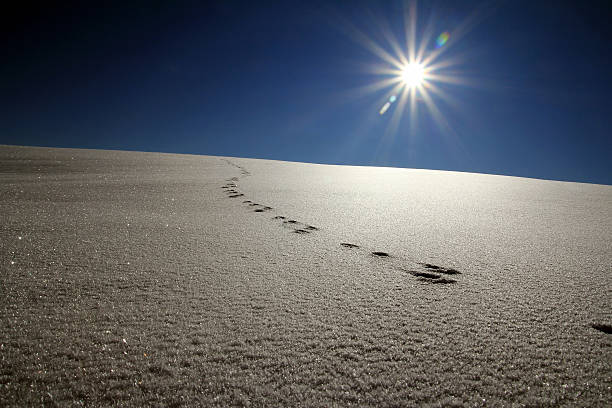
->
[2, 143, 610, 187]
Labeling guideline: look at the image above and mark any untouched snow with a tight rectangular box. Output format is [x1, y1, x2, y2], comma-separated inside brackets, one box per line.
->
[1, 145, 611, 406]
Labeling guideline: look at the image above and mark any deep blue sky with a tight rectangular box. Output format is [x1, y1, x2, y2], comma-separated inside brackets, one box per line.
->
[2, 0, 611, 184]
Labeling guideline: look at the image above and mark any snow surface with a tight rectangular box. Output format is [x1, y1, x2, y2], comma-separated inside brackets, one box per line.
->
[1, 145, 610, 406]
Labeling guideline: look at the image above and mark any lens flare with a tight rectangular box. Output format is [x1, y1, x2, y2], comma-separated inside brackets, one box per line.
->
[338, 0, 481, 136]
[379, 102, 391, 115]
[380, 94, 398, 115]
[436, 31, 450, 48]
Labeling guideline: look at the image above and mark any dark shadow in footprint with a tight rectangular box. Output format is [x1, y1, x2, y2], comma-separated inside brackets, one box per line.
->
[293, 229, 310, 234]
[401, 268, 456, 284]
[592, 323, 612, 334]
[249, 203, 259, 206]
[372, 251, 390, 257]
[273, 216, 286, 220]
[409, 271, 441, 279]
[243, 200, 252, 203]
[421, 263, 461, 275]
[255, 207, 272, 213]
[341, 243, 359, 248]
[284, 220, 298, 224]
[304, 226, 318, 231]
[229, 194, 244, 198]
[423, 277, 457, 284]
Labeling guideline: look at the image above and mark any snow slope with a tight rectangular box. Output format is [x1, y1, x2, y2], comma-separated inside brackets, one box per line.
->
[1, 145, 610, 406]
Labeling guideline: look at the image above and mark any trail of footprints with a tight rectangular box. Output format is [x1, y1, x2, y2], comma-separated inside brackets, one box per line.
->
[221, 178, 319, 235]
[340, 244, 461, 284]
[221, 159, 462, 285]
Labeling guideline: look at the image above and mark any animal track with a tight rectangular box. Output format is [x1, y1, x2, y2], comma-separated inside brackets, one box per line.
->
[404, 269, 457, 284]
[223, 160, 251, 176]
[359, 244, 462, 285]
[427, 277, 457, 284]
[420, 263, 461, 275]
[221, 160, 319, 237]
[249, 204, 272, 213]
[277, 218, 320, 234]
[409, 271, 441, 279]
[221, 159, 462, 286]
[592, 323, 612, 334]
[341, 243, 359, 248]
[254, 207, 273, 213]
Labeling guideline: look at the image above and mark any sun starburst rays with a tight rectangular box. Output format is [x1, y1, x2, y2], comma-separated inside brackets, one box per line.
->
[361, 4, 460, 144]
[336, 0, 479, 146]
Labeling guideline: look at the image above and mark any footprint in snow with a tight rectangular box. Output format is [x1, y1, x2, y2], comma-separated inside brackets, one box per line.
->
[340, 243, 359, 249]
[420, 263, 461, 275]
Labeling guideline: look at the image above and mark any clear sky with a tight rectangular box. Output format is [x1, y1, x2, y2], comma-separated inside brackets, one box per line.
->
[2, 0, 611, 185]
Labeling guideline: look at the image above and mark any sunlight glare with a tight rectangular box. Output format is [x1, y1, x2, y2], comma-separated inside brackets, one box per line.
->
[401, 63, 425, 88]
[339, 0, 477, 127]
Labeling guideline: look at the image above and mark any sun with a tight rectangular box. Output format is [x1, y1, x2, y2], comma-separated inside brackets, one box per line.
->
[339, 0, 473, 136]
[401, 63, 425, 88]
